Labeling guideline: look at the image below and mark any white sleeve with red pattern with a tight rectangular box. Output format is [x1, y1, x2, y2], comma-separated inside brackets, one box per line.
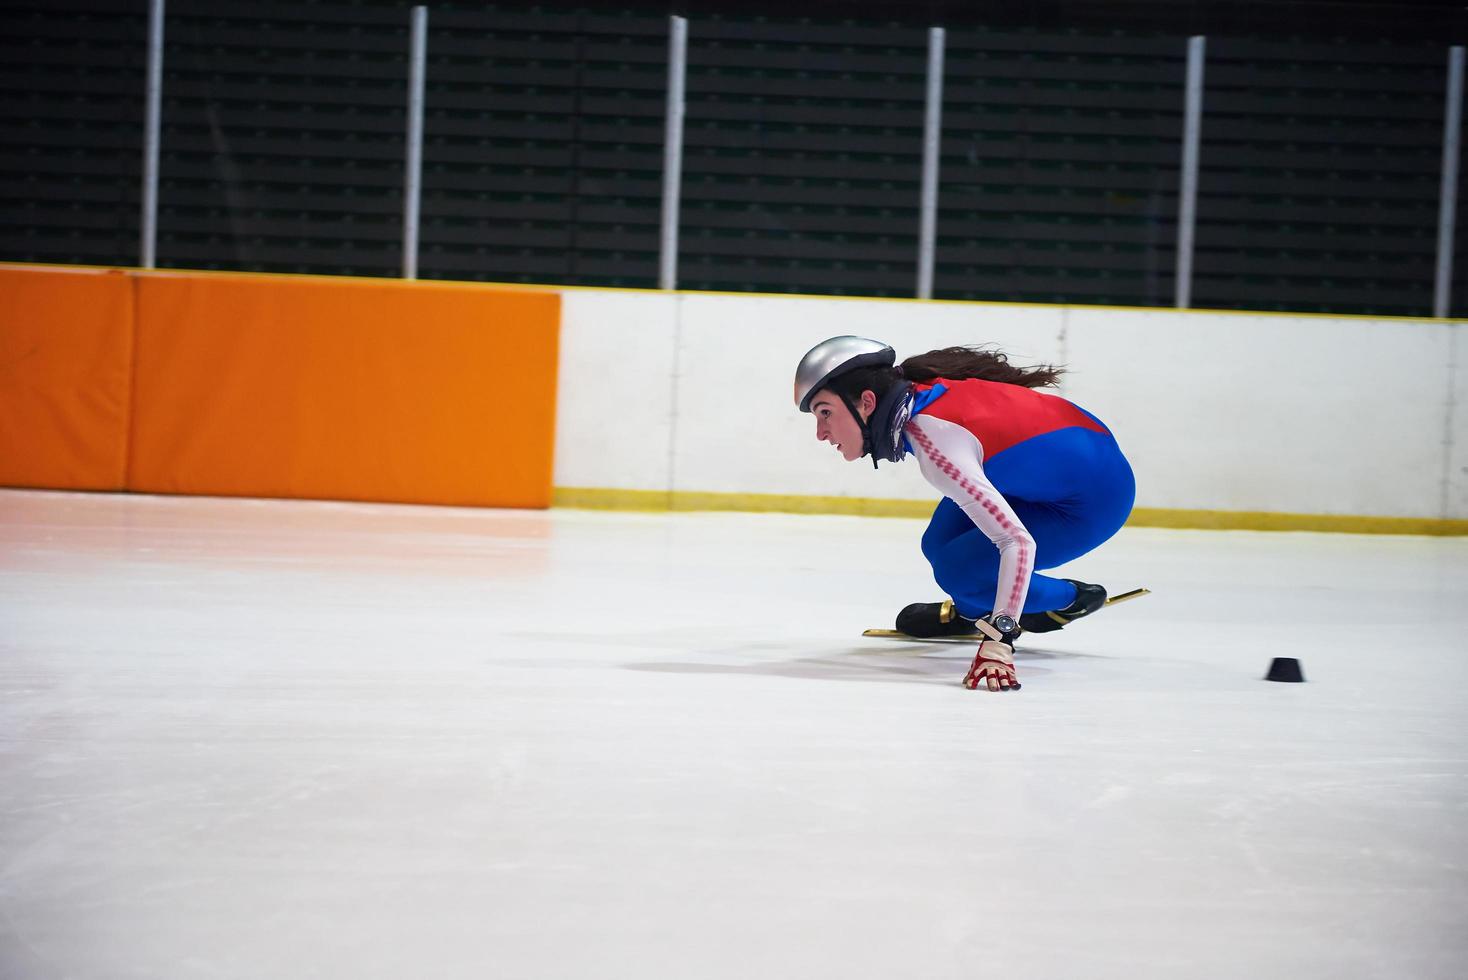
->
[904, 413, 1035, 620]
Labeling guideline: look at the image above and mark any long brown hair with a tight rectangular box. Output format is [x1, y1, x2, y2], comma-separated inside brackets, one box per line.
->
[901, 346, 1063, 389]
[826, 344, 1063, 405]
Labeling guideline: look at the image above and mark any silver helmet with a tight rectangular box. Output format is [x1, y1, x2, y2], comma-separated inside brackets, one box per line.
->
[793, 336, 896, 413]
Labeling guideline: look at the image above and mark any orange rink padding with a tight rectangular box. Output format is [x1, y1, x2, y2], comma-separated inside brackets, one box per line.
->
[127, 272, 560, 508]
[0, 266, 134, 490]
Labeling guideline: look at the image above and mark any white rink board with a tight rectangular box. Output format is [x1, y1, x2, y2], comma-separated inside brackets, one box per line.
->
[554, 289, 1465, 519]
[553, 289, 680, 492]
[1450, 325, 1468, 517]
[1065, 307, 1454, 516]
[673, 293, 1067, 499]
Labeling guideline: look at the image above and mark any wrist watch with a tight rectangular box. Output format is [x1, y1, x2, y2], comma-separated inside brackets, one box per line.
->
[977, 614, 1019, 642]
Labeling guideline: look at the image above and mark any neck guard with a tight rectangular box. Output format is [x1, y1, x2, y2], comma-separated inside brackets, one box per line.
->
[864, 381, 914, 468]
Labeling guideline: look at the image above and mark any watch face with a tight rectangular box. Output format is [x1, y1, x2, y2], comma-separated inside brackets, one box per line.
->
[991, 615, 1017, 635]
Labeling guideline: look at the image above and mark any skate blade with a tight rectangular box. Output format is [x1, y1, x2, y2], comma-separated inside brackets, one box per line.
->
[860, 628, 982, 642]
[862, 587, 1151, 641]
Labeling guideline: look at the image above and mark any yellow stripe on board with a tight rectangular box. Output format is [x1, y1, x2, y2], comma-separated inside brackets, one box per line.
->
[551, 487, 934, 518]
[1125, 508, 1468, 537]
[552, 488, 1468, 536]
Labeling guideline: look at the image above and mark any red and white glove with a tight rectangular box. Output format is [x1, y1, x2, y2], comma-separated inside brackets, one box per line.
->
[962, 618, 1021, 692]
[963, 641, 1020, 691]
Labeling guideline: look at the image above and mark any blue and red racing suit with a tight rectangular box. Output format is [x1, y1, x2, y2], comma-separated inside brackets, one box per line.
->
[900, 378, 1135, 621]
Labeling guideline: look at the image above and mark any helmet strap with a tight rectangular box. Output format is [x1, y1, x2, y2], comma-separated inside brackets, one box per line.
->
[837, 391, 880, 469]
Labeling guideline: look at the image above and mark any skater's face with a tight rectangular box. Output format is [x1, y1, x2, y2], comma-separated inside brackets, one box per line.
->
[810, 389, 876, 462]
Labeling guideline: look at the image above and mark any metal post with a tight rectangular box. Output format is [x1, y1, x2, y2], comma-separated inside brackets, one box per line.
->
[1175, 35, 1206, 309]
[403, 6, 428, 279]
[917, 27, 945, 300]
[659, 16, 688, 290]
[140, 0, 164, 268]
[1435, 46, 1464, 318]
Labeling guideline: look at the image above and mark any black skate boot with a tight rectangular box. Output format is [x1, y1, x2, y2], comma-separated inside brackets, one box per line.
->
[1018, 580, 1107, 634]
[895, 598, 980, 638]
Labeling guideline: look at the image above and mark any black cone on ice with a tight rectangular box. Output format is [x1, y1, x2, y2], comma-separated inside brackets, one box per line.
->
[1265, 657, 1305, 683]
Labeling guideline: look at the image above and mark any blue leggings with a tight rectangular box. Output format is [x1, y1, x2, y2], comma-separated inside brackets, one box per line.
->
[920, 428, 1136, 617]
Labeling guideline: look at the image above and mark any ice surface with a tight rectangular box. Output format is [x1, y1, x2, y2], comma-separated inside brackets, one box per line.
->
[2, 489, 1466, 980]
